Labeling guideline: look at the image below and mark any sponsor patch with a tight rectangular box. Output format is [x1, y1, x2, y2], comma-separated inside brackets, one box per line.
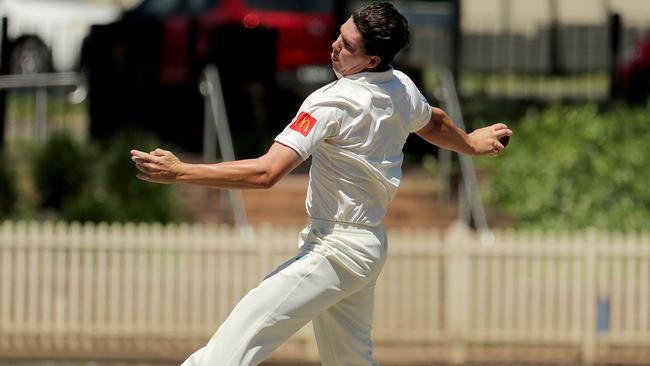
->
[289, 112, 317, 137]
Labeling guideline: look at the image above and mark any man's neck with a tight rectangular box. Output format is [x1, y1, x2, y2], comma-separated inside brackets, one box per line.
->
[366, 64, 391, 73]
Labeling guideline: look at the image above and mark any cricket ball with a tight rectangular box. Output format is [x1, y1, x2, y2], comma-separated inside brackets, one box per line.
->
[499, 135, 510, 147]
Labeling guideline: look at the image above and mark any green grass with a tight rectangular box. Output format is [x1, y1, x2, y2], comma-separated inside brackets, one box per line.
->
[460, 72, 609, 100]
[5, 91, 87, 120]
[3, 91, 90, 150]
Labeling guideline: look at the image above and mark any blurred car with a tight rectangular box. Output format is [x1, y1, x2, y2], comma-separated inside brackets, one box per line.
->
[197, 0, 337, 87]
[85, 0, 337, 87]
[614, 34, 650, 103]
[81, 0, 339, 153]
[0, 0, 119, 74]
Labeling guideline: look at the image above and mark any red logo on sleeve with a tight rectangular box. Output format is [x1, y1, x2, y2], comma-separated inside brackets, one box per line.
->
[289, 112, 317, 137]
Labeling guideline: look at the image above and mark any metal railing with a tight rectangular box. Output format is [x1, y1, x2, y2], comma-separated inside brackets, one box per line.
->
[435, 68, 492, 244]
[0, 72, 85, 143]
[200, 64, 250, 232]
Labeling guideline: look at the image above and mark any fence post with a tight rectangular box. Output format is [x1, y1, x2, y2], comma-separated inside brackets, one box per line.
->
[0, 221, 12, 350]
[582, 234, 597, 365]
[35, 87, 47, 142]
[608, 13, 621, 98]
[0, 17, 8, 149]
[444, 221, 472, 364]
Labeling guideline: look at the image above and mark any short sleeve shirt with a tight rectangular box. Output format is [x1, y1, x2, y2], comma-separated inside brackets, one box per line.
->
[275, 69, 431, 226]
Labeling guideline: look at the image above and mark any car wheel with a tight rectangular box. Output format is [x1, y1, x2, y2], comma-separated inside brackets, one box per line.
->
[9, 37, 52, 75]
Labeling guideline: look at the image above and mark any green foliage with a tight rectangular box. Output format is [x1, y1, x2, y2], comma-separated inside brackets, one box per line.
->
[484, 103, 650, 231]
[94, 131, 182, 223]
[28, 130, 183, 223]
[32, 132, 91, 209]
[0, 152, 18, 218]
[461, 96, 540, 131]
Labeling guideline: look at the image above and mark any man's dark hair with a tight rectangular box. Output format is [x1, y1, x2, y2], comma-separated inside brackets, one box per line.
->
[352, 2, 410, 70]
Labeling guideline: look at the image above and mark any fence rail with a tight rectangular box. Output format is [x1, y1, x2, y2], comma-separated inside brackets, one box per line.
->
[1, 72, 87, 146]
[1, 221, 649, 364]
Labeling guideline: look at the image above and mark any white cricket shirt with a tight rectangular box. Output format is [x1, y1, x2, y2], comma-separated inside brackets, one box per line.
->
[275, 69, 432, 226]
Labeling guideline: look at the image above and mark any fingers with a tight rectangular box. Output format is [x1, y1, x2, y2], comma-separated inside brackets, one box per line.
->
[136, 173, 151, 182]
[492, 125, 512, 154]
[132, 148, 169, 183]
[131, 148, 173, 161]
[488, 141, 503, 156]
[132, 156, 161, 173]
[489, 124, 512, 137]
[131, 156, 152, 165]
[131, 147, 179, 185]
[499, 129, 513, 140]
[131, 149, 161, 163]
[151, 148, 170, 156]
[492, 123, 509, 131]
[491, 124, 513, 144]
[134, 163, 148, 174]
[488, 133, 508, 155]
[130, 149, 149, 158]
[134, 161, 163, 174]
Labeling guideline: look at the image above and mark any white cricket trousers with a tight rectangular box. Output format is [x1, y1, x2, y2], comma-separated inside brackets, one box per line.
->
[181, 218, 387, 366]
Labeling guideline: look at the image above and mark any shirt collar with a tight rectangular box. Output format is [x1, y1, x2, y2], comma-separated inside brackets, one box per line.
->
[340, 68, 394, 83]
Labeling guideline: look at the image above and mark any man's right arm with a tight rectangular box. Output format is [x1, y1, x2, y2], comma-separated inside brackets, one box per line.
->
[131, 142, 303, 189]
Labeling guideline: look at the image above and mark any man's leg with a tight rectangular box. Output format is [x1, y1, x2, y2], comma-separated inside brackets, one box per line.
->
[312, 281, 380, 366]
[181, 235, 376, 366]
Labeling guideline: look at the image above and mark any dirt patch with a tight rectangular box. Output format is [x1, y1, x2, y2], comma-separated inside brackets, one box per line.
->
[178, 173, 458, 229]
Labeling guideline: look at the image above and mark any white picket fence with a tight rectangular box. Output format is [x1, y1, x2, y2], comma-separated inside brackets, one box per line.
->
[1, 221, 649, 364]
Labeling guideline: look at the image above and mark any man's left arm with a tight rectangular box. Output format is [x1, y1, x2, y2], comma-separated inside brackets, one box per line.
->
[415, 107, 512, 156]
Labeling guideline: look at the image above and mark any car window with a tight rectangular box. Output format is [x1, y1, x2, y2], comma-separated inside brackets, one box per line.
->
[187, 0, 221, 14]
[135, 0, 181, 17]
[245, 0, 335, 13]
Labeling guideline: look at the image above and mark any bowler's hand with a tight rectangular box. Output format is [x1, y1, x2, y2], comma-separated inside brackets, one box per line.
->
[468, 123, 513, 156]
[130, 148, 185, 184]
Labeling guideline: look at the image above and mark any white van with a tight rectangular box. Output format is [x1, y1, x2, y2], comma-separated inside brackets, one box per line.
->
[0, 0, 119, 74]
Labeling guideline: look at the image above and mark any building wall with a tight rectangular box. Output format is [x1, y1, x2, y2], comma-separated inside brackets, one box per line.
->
[464, 0, 650, 33]
[83, 0, 140, 10]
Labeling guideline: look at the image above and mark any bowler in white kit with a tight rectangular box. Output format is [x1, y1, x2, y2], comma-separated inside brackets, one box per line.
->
[131, 3, 512, 365]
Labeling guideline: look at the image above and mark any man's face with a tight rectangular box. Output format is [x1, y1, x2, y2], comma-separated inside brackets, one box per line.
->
[331, 18, 377, 76]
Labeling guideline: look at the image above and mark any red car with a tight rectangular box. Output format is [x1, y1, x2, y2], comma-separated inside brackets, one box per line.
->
[135, 0, 337, 86]
[614, 34, 650, 103]
[82, 0, 339, 153]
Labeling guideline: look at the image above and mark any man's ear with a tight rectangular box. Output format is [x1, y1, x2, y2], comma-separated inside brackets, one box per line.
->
[367, 55, 381, 69]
